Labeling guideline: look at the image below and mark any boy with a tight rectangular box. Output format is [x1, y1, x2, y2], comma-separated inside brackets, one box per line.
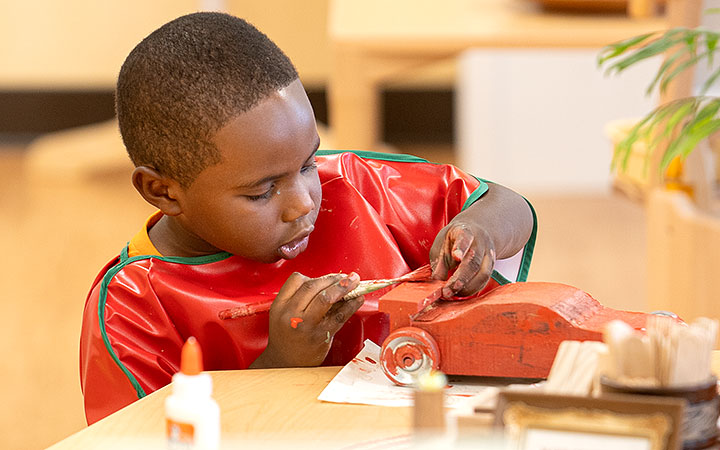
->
[80, 12, 535, 424]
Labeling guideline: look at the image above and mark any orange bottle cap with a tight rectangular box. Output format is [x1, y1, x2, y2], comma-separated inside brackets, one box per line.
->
[180, 336, 203, 375]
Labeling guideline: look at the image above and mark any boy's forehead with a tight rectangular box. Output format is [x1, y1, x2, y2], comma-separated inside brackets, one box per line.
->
[210, 80, 318, 174]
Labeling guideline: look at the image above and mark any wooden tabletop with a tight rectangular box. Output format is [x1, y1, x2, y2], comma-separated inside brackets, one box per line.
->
[48, 366, 411, 449]
[48, 353, 720, 448]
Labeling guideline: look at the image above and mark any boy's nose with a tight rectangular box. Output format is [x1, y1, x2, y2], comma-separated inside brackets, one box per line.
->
[281, 183, 315, 223]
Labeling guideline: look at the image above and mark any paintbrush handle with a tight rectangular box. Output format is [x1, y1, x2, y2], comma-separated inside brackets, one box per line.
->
[341, 265, 433, 301]
[342, 280, 396, 301]
[218, 300, 274, 320]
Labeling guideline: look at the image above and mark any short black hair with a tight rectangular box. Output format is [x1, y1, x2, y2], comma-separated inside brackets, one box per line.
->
[116, 12, 298, 187]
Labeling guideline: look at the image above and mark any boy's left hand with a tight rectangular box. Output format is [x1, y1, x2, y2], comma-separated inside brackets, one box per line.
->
[430, 220, 496, 299]
[429, 182, 533, 299]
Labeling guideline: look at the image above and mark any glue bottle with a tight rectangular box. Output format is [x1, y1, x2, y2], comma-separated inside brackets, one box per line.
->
[165, 336, 220, 450]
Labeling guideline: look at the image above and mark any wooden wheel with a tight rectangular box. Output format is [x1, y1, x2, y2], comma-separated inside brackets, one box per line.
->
[380, 326, 440, 386]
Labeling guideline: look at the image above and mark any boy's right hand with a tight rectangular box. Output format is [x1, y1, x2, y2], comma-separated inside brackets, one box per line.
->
[249, 272, 364, 368]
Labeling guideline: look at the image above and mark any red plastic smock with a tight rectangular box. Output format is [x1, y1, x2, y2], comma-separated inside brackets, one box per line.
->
[79, 150, 535, 424]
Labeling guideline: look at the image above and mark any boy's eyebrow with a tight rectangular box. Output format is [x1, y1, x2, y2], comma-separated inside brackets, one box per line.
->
[236, 138, 320, 189]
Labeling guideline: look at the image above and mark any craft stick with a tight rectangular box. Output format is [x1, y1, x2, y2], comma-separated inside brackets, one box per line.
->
[603, 320, 635, 380]
[623, 334, 654, 379]
[545, 340, 581, 394]
[593, 346, 611, 396]
[568, 341, 607, 396]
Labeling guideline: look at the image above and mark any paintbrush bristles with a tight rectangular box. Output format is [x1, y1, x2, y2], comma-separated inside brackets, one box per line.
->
[397, 264, 433, 282]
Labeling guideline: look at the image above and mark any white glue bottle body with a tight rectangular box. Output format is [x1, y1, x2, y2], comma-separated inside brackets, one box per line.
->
[165, 336, 220, 450]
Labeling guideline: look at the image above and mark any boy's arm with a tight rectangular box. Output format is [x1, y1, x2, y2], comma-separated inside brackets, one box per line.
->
[430, 182, 533, 298]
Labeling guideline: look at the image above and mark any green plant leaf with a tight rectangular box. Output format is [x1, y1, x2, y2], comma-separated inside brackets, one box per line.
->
[649, 99, 698, 148]
[601, 28, 689, 75]
[660, 118, 720, 169]
[701, 64, 720, 94]
[612, 112, 657, 170]
[659, 51, 710, 93]
[598, 32, 657, 66]
[647, 49, 685, 94]
[691, 97, 720, 123]
[705, 32, 718, 69]
[599, 28, 720, 97]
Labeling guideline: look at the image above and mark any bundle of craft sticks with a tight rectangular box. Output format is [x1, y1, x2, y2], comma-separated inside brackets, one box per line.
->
[603, 316, 718, 388]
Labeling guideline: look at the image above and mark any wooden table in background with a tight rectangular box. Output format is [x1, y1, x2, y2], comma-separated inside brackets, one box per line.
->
[327, 0, 667, 151]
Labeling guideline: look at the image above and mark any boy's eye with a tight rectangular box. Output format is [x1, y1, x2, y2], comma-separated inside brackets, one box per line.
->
[245, 185, 274, 201]
[300, 161, 317, 174]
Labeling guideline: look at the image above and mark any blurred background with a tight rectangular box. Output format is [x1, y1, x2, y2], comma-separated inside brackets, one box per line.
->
[1, 0, 713, 448]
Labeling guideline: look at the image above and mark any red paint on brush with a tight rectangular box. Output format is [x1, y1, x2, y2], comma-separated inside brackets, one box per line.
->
[396, 264, 433, 282]
[217, 300, 273, 320]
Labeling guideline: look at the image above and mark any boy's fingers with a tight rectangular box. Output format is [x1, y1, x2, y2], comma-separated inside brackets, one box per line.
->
[442, 248, 495, 298]
[450, 228, 474, 262]
[276, 273, 341, 313]
[459, 249, 495, 295]
[431, 253, 450, 281]
[293, 273, 351, 313]
[275, 272, 311, 307]
[322, 295, 365, 334]
[431, 230, 455, 280]
[303, 272, 360, 320]
[431, 225, 472, 280]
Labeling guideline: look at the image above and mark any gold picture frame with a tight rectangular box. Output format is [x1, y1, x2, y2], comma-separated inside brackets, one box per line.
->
[495, 391, 686, 450]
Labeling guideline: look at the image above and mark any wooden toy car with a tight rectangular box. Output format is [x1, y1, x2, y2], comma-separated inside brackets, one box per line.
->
[378, 280, 655, 386]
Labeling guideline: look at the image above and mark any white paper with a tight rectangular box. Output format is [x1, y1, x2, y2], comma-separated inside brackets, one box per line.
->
[520, 428, 651, 450]
[318, 340, 538, 409]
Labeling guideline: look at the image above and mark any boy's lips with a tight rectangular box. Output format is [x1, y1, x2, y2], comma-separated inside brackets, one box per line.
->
[278, 227, 314, 260]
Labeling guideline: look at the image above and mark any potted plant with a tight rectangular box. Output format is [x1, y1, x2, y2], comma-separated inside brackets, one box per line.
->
[596, 11, 720, 324]
[598, 16, 720, 208]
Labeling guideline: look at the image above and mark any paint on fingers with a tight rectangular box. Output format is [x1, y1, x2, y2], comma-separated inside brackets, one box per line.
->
[290, 317, 304, 328]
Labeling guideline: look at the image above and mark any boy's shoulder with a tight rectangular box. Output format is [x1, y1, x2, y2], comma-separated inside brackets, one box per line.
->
[88, 250, 235, 297]
[316, 150, 486, 202]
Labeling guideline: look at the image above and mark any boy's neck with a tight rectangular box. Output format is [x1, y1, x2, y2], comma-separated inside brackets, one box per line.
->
[149, 215, 222, 257]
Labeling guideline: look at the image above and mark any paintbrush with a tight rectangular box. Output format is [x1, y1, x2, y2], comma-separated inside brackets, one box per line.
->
[340, 264, 433, 300]
[218, 264, 433, 320]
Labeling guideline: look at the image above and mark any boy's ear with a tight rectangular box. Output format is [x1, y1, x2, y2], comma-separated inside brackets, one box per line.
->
[131, 166, 183, 216]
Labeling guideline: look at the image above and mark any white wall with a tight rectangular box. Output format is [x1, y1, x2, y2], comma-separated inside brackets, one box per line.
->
[455, 48, 660, 193]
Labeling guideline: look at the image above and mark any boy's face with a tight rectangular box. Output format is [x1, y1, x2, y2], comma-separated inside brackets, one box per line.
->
[173, 79, 322, 263]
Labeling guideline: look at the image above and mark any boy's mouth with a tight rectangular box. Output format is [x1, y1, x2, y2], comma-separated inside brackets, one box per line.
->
[278, 227, 313, 260]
